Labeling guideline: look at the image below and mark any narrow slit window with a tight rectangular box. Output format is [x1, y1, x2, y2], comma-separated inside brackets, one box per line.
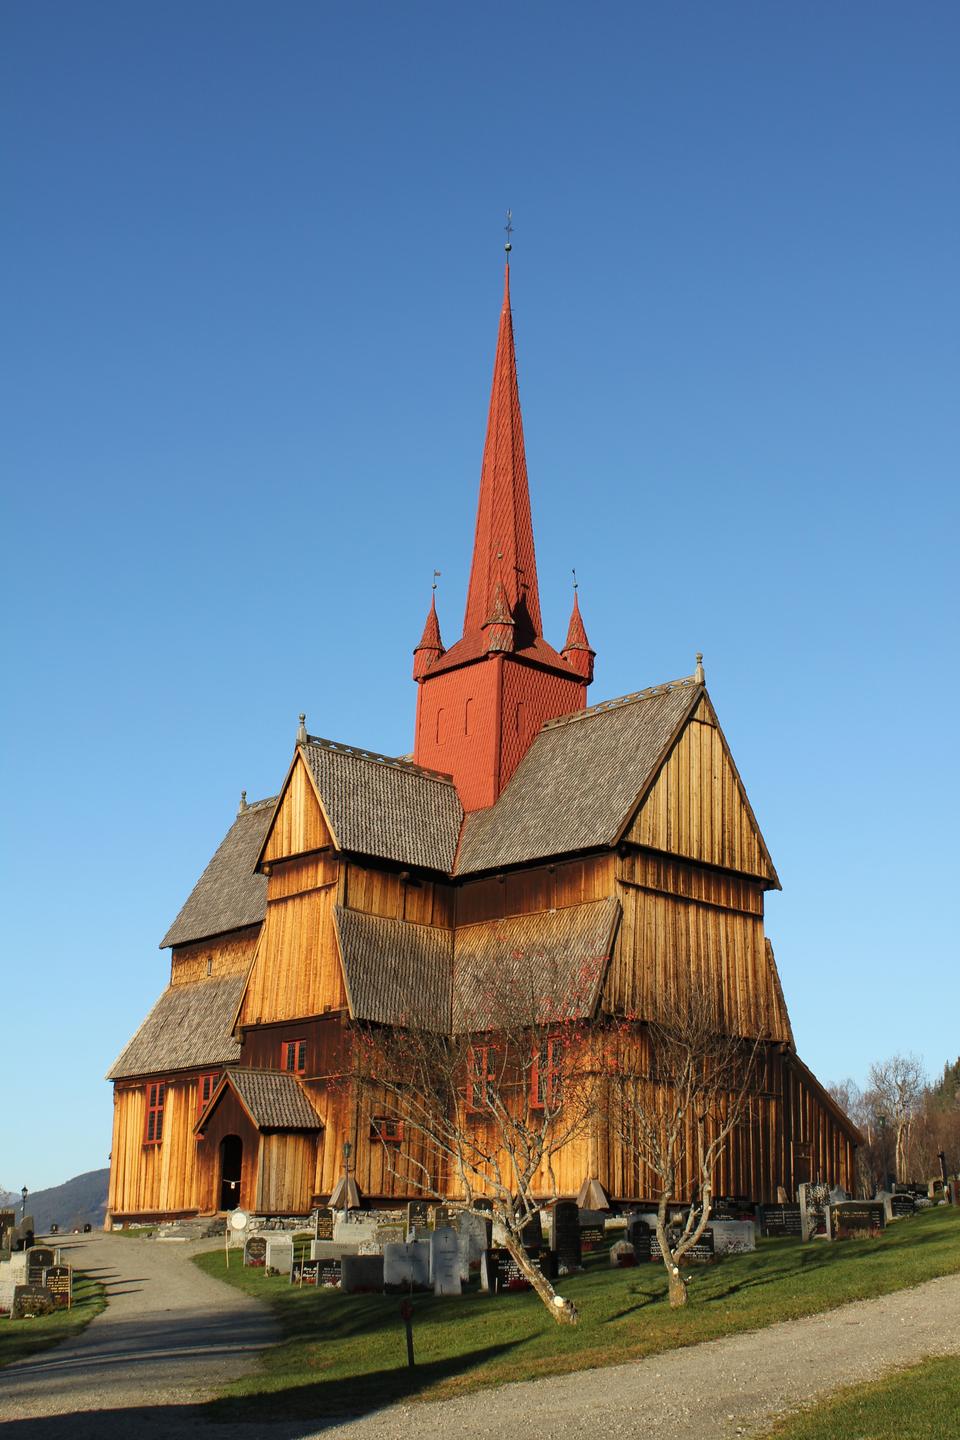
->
[144, 1081, 166, 1144]
[197, 1072, 220, 1116]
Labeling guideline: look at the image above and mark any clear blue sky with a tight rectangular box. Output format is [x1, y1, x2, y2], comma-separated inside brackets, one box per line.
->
[2, 2, 957, 1190]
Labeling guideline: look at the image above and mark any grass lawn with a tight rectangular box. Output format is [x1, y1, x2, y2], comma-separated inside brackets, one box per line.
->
[0, 1271, 106, 1369]
[194, 1205, 960, 1422]
[760, 1354, 960, 1439]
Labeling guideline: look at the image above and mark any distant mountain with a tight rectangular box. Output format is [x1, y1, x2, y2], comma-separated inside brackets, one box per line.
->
[20, 1170, 109, 1233]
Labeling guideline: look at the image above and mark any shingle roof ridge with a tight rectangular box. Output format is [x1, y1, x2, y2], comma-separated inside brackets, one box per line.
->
[302, 734, 454, 786]
[540, 673, 700, 731]
[241, 795, 279, 813]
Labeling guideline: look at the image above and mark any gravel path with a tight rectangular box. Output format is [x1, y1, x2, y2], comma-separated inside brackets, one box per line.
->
[1, 1234, 958, 1439]
[0, 1231, 277, 1436]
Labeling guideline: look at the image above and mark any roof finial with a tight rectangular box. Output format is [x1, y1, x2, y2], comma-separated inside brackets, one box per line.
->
[297, 712, 307, 744]
[432, 569, 441, 592]
[238, 789, 248, 814]
[695, 652, 705, 684]
[572, 567, 578, 592]
[504, 209, 513, 258]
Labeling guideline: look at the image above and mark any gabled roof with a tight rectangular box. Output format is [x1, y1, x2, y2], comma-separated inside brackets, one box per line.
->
[196, 1068, 323, 1133]
[161, 797, 276, 948]
[300, 738, 462, 873]
[333, 906, 453, 1032]
[451, 897, 621, 1033]
[332, 897, 620, 1035]
[106, 974, 245, 1079]
[455, 678, 701, 874]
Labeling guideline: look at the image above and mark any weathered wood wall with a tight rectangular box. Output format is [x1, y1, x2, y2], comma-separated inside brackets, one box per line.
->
[170, 927, 260, 986]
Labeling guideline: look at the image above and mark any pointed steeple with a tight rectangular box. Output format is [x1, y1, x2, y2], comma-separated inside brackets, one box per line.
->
[562, 590, 595, 683]
[482, 556, 516, 653]
[462, 263, 541, 648]
[413, 593, 445, 679]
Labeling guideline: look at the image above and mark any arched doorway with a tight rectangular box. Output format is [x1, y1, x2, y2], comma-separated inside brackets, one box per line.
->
[219, 1134, 243, 1210]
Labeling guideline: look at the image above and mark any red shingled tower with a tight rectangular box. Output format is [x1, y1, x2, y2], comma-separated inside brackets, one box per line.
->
[413, 264, 593, 812]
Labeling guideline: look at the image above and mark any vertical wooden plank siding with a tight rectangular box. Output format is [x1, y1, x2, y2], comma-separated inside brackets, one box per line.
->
[262, 755, 333, 863]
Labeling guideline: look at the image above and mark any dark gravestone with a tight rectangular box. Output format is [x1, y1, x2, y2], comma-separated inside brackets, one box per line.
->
[579, 1223, 605, 1253]
[627, 1217, 655, 1261]
[650, 1227, 715, 1264]
[319, 1258, 342, 1287]
[12, 1284, 55, 1319]
[430, 1204, 453, 1231]
[537, 1248, 559, 1281]
[406, 1199, 430, 1232]
[243, 1235, 267, 1267]
[828, 1202, 885, 1240]
[43, 1265, 72, 1308]
[83, 1223, 92, 1233]
[890, 1193, 916, 1219]
[315, 1209, 334, 1241]
[291, 1259, 321, 1286]
[551, 1201, 581, 1270]
[481, 1247, 531, 1293]
[26, 1247, 56, 1287]
[520, 1212, 542, 1253]
[758, 1204, 803, 1238]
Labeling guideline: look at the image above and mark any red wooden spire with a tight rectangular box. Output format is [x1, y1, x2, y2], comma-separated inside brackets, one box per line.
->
[412, 593, 444, 679]
[562, 591, 595, 683]
[462, 264, 541, 647]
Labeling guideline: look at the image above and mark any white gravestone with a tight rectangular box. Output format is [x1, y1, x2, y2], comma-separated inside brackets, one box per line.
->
[265, 1236, 294, 1276]
[333, 1216, 380, 1249]
[383, 1240, 431, 1291]
[430, 1226, 462, 1296]
[710, 1219, 756, 1255]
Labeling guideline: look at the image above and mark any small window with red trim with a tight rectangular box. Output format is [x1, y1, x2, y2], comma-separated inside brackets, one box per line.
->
[144, 1081, 166, 1144]
[282, 1038, 307, 1074]
[197, 1072, 220, 1116]
[467, 1044, 497, 1111]
[370, 1115, 404, 1144]
[530, 1037, 562, 1110]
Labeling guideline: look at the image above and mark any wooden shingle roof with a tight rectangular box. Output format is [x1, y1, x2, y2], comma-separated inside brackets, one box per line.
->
[106, 974, 245, 1079]
[207, 1069, 323, 1131]
[300, 739, 462, 873]
[455, 679, 701, 874]
[160, 797, 276, 948]
[332, 898, 620, 1034]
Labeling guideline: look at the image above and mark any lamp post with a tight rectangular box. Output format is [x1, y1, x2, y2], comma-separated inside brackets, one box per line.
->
[20, 1186, 28, 1221]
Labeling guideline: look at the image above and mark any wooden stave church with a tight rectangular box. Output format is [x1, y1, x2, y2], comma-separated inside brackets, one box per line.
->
[106, 265, 860, 1225]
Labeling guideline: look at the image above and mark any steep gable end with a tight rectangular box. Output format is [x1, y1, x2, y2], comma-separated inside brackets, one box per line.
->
[624, 695, 779, 886]
[260, 752, 334, 866]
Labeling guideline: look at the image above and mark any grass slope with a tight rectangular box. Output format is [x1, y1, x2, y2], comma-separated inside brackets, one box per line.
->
[761, 1355, 960, 1439]
[195, 1206, 960, 1422]
[0, 1272, 106, 1368]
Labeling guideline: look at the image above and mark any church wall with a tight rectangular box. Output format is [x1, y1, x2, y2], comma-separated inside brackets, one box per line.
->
[195, 1090, 261, 1212]
[108, 1074, 207, 1219]
[499, 660, 585, 790]
[626, 699, 775, 883]
[414, 659, 503, 811]
[258, 1132, 320, 1213]
[169, 927, 260, 985]
[261, 755, 333, 862]
[237, 878, 343, 1026]
[342, 863, 454, 927]
[455, 854, 614, 926]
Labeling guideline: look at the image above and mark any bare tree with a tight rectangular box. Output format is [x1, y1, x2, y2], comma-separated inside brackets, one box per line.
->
[354, 953, 603, 1325]
[609, 991, 762, 1308]
[868, 1054, 927, 1183]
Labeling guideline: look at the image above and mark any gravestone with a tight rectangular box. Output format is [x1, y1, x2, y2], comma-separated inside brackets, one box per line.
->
[798, 1183, 829, 1241]
[26, 1246, 56, 1287]
[457, 1211, 492, 1265]
[626, 1215, 656, 1261]
[243, 1235, 267, 1267]
[318, 1258, 342, 1288]
[758, 1204, 803, 1238]
[888, 1193, 916, 1220]
[430, 1226, 462, 1296]
[480, 1247, 509, 1293]
[265, 1236, 294, 1276]
[315, 1209, 334, 1240]
[310, 1240, 358, 1260]
[551, 1200, 581, 1271]
[430, 1203, 453, 1231]
[579, 1222, 605, 1253]
[519, 1212, 542, 1253]
[406, 1199, 430, 1233]
[827, 1201, 885, 1240]
[650, 1227, 715, 1264]
[333, 1216, 380, 1249]
[43, 1265, 72, 1309]
[83, 1224, 92, 1233]
[374, 1223, 405, 1252]
[12, 1284, 55, 1319]
[383, 1240, 431, 1293]
[710, 1219, 756, 1255]
[291, 1258, 321, 1286]
[340, 1253, 384, 1294]
[610, 1239, 636, 1267]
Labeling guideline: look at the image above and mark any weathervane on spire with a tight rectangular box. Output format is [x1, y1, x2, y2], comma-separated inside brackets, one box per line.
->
[504, 209, 513, 257]
[572, 567, 578, 592]
[432, 569, 441, 591]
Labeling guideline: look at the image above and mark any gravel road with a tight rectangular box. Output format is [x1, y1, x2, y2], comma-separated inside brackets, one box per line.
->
[1, 1233, 958, 1439]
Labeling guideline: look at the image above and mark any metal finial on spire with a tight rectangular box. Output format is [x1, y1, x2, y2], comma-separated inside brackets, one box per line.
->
[297, 712, 307, 744]
[504, 209, 513, 255]
[432, 569, 441, 591]
[695, 653, 705, 684]
[572, 567, 578, 592]
[238, 789, 248, 814]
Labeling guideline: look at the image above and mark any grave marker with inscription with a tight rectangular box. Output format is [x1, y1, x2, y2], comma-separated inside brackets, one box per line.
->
[265, 1236, 294, 1276]
[42, 1265, 72, 1309]
[758, 1204, 803, 1238]
[315, 1209, 334, 1240]
[26, 1247, 56, 1287]
[340, 1253, 384, 1294]
[243, 1235, 267, 1267]
[291, 1258, 321, 1286]
[12, 1284, 55, 1319]
[799, 1183, 830, 1241]
[826, 1201, 885, 1240]
[383, 1240, 431, 1292]
[551, 1200, 581, 1271]
[431, 1226, 462, 1296]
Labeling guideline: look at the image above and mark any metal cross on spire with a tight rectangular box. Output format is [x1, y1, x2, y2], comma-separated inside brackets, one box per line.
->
[504, 209, 513, 257]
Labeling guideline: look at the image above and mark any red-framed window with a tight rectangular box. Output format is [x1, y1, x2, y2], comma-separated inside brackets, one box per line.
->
[281, 1038, 307, 1074]
[467, 1045, 497, 1111]
[370, 1115, 404, 1144]
[530, 1037, 562, 1110]
[197, 1072, 220, 1116]
[144, 1082, 166, 1144]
